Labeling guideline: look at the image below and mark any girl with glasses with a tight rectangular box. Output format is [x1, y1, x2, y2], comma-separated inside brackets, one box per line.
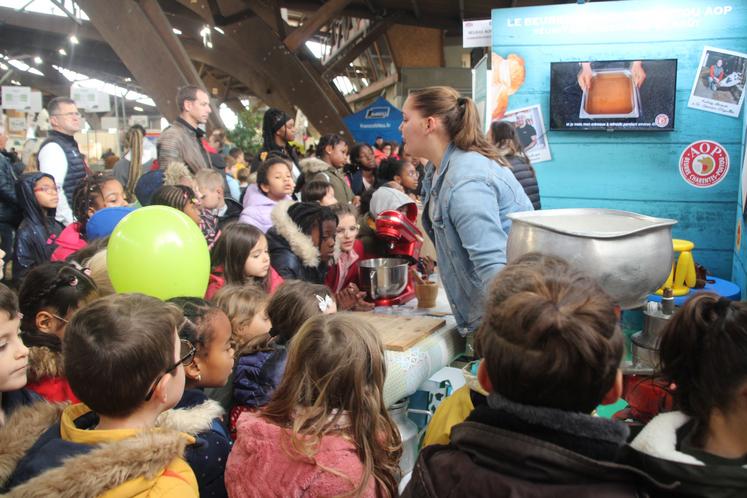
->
[326, 203, 373, 311]
[12, 172, 65, 284]
[17, 262, 97, 403]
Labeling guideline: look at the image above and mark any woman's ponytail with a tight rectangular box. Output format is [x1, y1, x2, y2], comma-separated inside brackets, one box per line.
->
[409, 86, 503, 164]
[125, 127, 143, 198]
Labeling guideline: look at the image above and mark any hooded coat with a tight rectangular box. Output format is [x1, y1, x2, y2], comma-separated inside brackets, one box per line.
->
[625, 411, 747, 498]
[299, 157, 354, 204]
[0, 401, 223, 497]
[217, 197, 242, 229]
[239, 184, 290, 233]
[25, 345, 79, 403]
[50, 222, 87, 262]
[265, 200, 329, 284]
[12, 172, 64, 284]
[225, 411, 377, 498]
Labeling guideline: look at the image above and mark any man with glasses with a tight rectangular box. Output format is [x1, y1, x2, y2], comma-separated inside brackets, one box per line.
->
[158, 85, 212, 175]
[38, 97, 87, 226]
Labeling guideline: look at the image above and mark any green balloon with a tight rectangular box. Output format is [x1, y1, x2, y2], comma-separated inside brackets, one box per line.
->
[107, 206, 210, 300]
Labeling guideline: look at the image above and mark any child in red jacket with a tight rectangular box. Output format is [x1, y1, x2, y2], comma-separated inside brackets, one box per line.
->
[19, 262, 97, 402]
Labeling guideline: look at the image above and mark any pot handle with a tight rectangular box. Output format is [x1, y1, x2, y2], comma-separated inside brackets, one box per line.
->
[368, 268, 377, 300]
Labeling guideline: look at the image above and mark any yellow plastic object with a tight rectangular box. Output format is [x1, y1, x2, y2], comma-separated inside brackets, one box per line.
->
[656, 239, 696, 297]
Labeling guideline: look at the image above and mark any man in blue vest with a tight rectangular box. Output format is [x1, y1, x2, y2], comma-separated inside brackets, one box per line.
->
[38, 97, 87, 226]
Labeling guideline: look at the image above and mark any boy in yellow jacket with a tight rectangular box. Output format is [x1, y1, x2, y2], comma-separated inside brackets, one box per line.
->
[0, 294, 216, 497]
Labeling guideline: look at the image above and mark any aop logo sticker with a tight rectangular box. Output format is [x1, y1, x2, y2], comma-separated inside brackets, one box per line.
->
[679, 140, 729, 189]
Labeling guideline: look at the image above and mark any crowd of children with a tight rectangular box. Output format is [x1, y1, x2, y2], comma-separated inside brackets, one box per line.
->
[0, 96, 744, 497]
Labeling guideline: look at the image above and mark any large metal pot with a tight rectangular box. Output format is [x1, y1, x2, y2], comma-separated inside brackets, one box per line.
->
[507, 209, 677, 309]
[359, 258, 409, 300]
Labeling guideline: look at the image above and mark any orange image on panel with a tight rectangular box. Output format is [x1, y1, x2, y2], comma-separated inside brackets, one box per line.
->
[491, 53, 526, 120]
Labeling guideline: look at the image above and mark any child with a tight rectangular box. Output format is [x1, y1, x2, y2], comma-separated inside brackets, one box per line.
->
[326, 203, 371, 312]
[229, 281, 335, 434]
[13, 172, 65, 284]
[207, 222, 284, 299]
[195, 168, 242, 229]
[300, 134, 355, 204]
[377, 157, 419, 197]
[222, 155, 242, 201]
[168, 297, 235, 498]
[422, 254, 569, 447]
[239, 156, 294, 233]
[359, 186, 417, 260]
[52, 173, 129, 261]
[403, 254, 657, 497]
[0, 283, 35, 425]
[626, 293, 747, 496]
[236, 167, 250, 203]
[19, 262, 97, 402]
[2, 294, 211, 496]
[301, 179, 337, 206]
[226, 314, 401, 498]
[208, 284, 271, 412]
[266, 200, 338, 284]
[347, 142, 377, 195]
[151, 184, 221, 249]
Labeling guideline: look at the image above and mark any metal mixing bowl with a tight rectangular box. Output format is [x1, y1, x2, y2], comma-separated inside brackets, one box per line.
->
[359, 258, 409, 300]
[507, 209, 677, 309]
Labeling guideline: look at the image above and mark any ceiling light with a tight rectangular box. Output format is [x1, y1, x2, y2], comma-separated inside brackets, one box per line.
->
[133, 106, 143, 112]
[58, 48, 67, 56]
[34, 56, 43, 64]
[199, 26, 210, 37]
[69, 35, 79, 44]
[172, 28, 182, 35]
[124, 77, 132, 82]
[206, 41, 213, 48]
[0, 62, 7, 70]
[10, 80, 21, 86]
[214, 26, 224, 34]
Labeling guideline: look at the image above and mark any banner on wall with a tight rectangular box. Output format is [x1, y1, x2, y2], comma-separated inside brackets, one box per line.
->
[503, 105, 552, 164]
[463, 19, 492, 48]
[1, 86, 31, 110]
[679, 140, 730, 188]
[688, 46, 747, 118]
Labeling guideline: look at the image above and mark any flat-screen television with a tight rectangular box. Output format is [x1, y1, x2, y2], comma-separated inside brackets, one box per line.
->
[549, 59, 678, 131]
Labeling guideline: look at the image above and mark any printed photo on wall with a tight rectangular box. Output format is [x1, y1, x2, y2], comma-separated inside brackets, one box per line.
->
[688, 46, 747, 118]
[497, 105, 552, 164]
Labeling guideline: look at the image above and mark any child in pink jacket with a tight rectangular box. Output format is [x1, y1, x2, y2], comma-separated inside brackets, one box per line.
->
[225, 314, 402, 498]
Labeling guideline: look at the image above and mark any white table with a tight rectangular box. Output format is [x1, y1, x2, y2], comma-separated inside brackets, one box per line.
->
[378, 279, 466, 407]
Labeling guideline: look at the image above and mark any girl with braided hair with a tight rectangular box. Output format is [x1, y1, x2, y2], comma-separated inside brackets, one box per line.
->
[151, 184, 221, 249]
[51, 173, 128, 261]
[18, 261, 97, 402]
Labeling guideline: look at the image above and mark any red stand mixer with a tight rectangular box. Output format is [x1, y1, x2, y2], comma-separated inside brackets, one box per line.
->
[359, 208, 423, 306]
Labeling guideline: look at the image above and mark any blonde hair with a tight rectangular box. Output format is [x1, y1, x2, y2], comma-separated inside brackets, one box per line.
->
[212, 284, 268, 354]
[196, 168, 224, 191]
[163, 161, 193, 186]
[262, 314, 401, 497]
[408, 86, 502, 163]
[86, 249, 115, 296]
[124, 127, 143, 196]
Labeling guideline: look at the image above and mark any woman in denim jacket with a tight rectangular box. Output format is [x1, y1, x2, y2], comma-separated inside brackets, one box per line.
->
[400, 86, 533, 334]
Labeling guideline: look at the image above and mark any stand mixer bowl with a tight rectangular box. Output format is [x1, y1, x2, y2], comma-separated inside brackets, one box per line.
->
[507, 209, 677, 309]
[359, 258, 409, 300]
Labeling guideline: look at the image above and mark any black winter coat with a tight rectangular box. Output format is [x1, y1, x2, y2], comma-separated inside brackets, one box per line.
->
[265, 227, 328, 284]
[506, 154, 541, 210]
[12, 172, 64, 284]
[402, 393, 670, 498]
[217, 197, 242, 229]
[0, 153, 21, 226]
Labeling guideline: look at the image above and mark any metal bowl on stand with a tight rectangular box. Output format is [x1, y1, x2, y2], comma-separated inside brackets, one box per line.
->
[507, 209, 677, 309]
[359, 258, 409, 300]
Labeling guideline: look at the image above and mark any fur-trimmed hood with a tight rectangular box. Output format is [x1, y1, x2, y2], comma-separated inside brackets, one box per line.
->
[299, 157, 331, 175]
[26, 346, 64, 384]
[269, 200, 320, 268]
[0, 400, 222, 496]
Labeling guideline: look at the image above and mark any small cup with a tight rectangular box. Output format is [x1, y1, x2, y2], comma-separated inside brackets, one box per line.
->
[415, 281, 438, 308]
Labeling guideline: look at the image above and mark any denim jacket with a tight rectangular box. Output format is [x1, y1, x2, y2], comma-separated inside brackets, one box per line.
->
[422, 143, 533, 333]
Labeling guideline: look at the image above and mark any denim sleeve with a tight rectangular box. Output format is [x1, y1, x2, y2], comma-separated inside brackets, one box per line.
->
[448, 180, 508, 288]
